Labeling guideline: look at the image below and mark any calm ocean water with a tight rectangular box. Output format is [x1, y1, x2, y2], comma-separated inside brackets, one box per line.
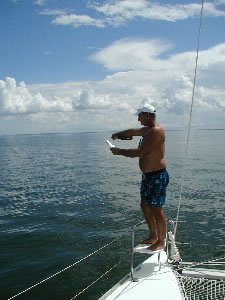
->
[0, 130, 225, 299]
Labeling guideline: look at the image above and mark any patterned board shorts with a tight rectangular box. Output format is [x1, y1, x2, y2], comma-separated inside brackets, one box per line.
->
[140, 168, 169, 207]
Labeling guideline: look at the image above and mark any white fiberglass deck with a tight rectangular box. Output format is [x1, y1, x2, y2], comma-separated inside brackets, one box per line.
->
[99, 249, 183, 300]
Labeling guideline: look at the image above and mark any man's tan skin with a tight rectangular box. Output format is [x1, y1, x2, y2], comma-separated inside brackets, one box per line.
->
[111, 112, 167, 251]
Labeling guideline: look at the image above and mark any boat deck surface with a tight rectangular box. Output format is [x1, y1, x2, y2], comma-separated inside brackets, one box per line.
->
[99, 248, 183, 300]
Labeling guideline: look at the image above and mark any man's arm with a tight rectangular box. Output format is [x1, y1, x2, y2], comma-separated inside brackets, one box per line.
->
[111, 147, 141, 158]
[111, 127, 148, 140]
[111, 127, 163, 157]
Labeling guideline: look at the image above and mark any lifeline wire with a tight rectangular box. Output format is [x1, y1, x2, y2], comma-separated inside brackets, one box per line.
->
[182, 256, 225, 270]
[174, 0, 204, 239]
[70, 260, 123, 300]
[7, 237, 120, 300]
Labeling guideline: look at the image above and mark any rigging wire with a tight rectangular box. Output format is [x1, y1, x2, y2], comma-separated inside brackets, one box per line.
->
[174, 0, 205, 240]
[7, 237, 121, 300]
[182, 256, 225, 270]
[70, 260, 123, 300]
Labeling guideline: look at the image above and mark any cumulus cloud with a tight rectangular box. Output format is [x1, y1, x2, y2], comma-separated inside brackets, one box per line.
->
[90, 39, 225, 116]
[72, 90, 111, 110]
[91, 38, 173, 71]
[0, 78, 113, 116]
[27, 39, 225, 121]
[52, 14, 105, 28]
[1, 38, 225, 132]
[0, 78, 74, 115]
[91, 38, 225, 81]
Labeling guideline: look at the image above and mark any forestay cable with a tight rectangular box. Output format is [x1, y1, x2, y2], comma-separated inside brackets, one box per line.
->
[174, 0, 204, 239]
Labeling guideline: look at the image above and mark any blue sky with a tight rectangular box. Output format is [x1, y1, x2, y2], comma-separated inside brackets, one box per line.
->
[0, 0, 225, 134]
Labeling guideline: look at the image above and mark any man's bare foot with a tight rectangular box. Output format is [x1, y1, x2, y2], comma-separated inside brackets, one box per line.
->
[139, 237, 158, 245]
[147, 241, 165, 251]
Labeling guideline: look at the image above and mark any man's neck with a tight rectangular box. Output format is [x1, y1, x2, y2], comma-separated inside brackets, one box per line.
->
[146, 120, 156, 128]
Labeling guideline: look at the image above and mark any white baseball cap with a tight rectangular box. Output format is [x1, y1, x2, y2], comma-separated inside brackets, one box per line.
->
[135, 103, 156, 115]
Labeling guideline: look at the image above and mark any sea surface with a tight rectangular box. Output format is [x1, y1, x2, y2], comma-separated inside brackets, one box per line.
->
[0, 130, 225, 299]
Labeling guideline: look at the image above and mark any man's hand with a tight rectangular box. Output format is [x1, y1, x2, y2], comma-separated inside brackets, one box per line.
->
[111, 133, 119, 140]
[110, 147, 121, 155]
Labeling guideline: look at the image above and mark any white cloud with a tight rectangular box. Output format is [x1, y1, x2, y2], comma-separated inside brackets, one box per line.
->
[72, 89, 111, 110]
[0, 77, 73, 115]
[1, 39, 225, 133]
[91, 38, 173, 71]
[214, 0, 225, 6]
[33, 0, 46, 6]
[43, 50, 51, 55]
[52, 14, 105, 28]
[90, 0, 225, 26]
[91, 39, 225, 118]
[0, 78, 112, 116]
[40, 9, 72, 16]
[42, 1, 225, 29]
[91, 38, 225, 85]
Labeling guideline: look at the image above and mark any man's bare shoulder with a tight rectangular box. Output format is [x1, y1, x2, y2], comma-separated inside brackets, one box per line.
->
[145, 125, 163, 133]
[145, 125, 165, 141]
[131, 126, 149, 136]
[151, 125, 165, 134]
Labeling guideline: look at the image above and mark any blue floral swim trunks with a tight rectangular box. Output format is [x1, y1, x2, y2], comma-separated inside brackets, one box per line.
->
[140, 168, 169, 207]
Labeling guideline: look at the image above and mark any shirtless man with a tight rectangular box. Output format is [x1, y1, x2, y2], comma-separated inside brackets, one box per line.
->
[110, 104, 169, 251]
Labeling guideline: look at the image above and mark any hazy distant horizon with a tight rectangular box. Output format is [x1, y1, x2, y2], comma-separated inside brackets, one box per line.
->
[1, 128, 225, 137]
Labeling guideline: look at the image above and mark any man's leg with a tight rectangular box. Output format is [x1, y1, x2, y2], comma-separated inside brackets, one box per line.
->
[140, 200, 158, 244]
[148, 207, 166, 251]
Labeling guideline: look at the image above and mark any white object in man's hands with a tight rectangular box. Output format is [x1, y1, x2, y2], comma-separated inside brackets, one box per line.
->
[106, 140, 115, 148]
